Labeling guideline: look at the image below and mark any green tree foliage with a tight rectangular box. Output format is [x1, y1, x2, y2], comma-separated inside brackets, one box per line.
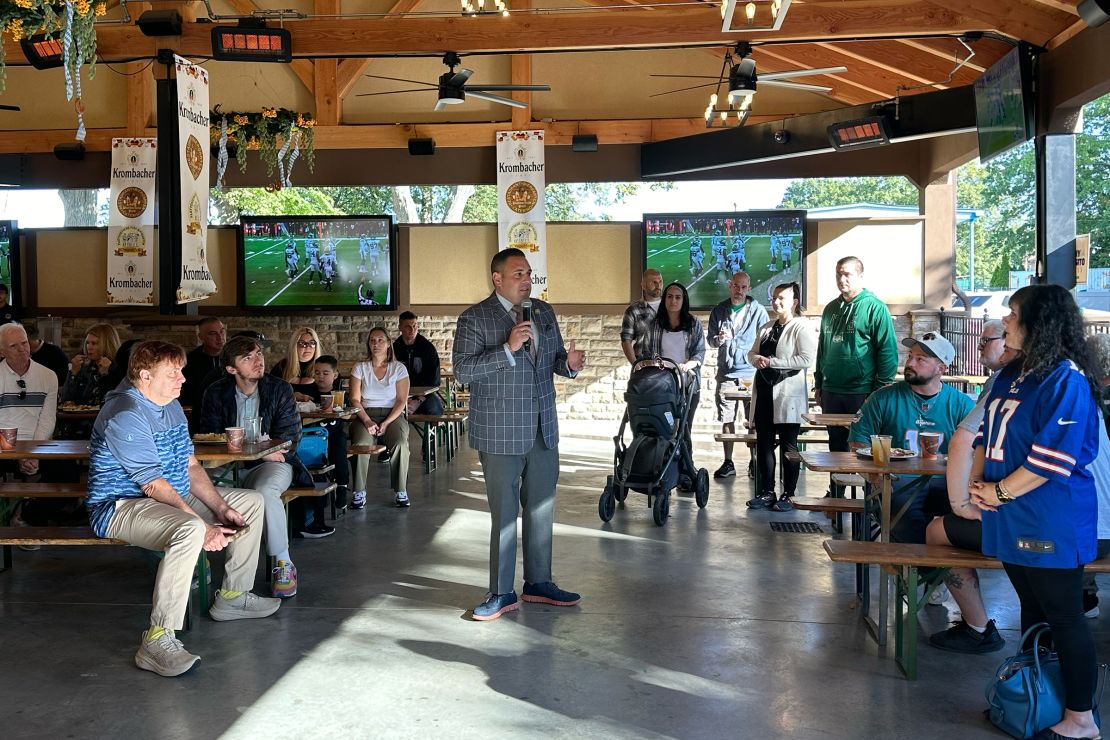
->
[779, 176, 918, 208]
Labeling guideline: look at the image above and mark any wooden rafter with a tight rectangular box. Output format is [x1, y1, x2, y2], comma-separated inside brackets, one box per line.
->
[313, 0, 340, 125]
[754, 47, 888, 101]
[896, 39, 987, 74]
[511, 0, 533, 129]
[1025, 0, 1078, 15]
[1046, 18, 1088, 50]
[814, 42, 947, 89]
[224, 0, 315, 93]
[336, 0, 425, 100]
[923, 0, 1073, 44]
[698, 47, 871, 106]
[3, 5, 994, 62]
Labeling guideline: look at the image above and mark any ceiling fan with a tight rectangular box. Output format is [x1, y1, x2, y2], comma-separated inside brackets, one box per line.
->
[357, 52, 551, 112]
[651, 42, 847, 103]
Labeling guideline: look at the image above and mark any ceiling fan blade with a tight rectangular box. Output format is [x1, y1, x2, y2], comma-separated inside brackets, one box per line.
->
[449, 68, 474, 87]
[362, 73, 436, 88]
[649, 74, 721, 80]
[649, 82, 721, 98]
[434, 98, 449, 112]
[467, 84, 551, 92]
[355, 88, 435, 97]
[760, 80, 835, 93]
[759, 66, 848, 81]
[735, 57, 757, 77]
[0, 104, 20, 111]
[466, 90, 528, 109]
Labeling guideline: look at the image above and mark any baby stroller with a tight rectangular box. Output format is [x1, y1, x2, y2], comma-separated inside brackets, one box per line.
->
[599, 357, 709, 526]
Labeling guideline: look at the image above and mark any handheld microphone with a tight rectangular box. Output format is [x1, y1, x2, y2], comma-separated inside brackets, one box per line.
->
[521, 298, 532, 353]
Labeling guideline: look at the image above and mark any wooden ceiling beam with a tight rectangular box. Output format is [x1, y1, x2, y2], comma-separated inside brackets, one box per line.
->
[923, 0, 1072, 45]
[1026, 0, 1079, 15]
[336, 0, 425, 99]
[0, 118, 783, 153]
[510, 0, 533, 129]
[754, 47, 888, 101]
[896, 38, 987, 74]
[3, 5, 991, 61]
[224, 0, 316, 93]
[814, 42, 946, 89]
[313, 0, 340, 125]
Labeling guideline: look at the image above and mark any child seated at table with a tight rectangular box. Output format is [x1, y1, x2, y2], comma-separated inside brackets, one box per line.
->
[300, 355, 352, 517]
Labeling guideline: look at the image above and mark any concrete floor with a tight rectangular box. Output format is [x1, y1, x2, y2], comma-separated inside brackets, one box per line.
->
[1, 433, 1105, 739]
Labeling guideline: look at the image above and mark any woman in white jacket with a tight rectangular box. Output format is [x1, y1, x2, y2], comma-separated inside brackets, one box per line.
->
[746, 282, 816, 511]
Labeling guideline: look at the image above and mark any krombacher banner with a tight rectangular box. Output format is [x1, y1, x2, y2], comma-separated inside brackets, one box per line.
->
[174, 55, 217, 303]
[496, 130, 548, 299]
[107, 138, 156, 305]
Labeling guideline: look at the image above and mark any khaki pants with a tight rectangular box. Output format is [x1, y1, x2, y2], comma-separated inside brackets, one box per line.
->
[349, 408, 410, 493]
[105, 488, 265, 631]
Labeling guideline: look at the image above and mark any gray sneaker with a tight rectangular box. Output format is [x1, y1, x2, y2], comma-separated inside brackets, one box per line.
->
[209, 591, 281, 622]
[134, 630, 200, 677]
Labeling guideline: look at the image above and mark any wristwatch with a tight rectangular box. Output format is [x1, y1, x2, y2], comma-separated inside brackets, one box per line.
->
[994, 482, 1014, 504]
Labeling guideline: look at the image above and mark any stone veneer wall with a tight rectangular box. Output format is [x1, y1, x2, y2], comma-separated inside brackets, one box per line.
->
[50, 310, 941, 427]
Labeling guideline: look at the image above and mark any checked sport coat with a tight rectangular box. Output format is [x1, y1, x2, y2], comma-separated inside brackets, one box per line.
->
[453, 292, 576, 456]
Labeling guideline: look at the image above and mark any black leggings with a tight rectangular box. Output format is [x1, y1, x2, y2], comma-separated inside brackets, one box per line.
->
[753, 393, 800, 496]
[1003, 562, 1097, 712]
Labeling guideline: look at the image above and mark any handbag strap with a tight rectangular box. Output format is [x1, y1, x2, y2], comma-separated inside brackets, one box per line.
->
[1018, 622, 1053, 676]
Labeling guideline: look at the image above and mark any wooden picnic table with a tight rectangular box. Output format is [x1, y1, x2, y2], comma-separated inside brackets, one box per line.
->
[300, 407, 359, 424]
[56, 407, 101, 421]
[798, 450, 948, 645]
[802, 413, 857, 428]
[409, 386, 439, 398]
[0, 439, 91, 460]
[191, 438, 292, 465]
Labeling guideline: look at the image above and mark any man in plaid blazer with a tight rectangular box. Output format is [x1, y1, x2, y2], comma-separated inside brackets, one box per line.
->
[453, 248, 587, 621]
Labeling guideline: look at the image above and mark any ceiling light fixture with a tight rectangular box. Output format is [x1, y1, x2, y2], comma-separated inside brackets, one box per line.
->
[462, 0, 510, 17]
[720, 0, 792, 33]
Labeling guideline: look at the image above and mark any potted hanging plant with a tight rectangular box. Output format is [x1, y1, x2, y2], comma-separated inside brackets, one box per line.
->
[0, 0, 107, 138]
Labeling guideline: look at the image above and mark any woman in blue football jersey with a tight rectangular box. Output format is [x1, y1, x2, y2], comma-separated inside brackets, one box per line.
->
[970, 284, 1103, 740]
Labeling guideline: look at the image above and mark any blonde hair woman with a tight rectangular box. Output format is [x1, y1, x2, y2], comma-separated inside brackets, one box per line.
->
[62, 322, 122, 407]
[271, 326, 322, 401]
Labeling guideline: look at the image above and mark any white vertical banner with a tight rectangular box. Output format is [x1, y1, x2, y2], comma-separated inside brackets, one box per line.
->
[175, 54, 217, 303]
[106, 138, 157, 305]
[496, 130, 548, 299]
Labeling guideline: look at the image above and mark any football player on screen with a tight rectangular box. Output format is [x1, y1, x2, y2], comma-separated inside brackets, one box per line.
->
[284, 240, 299, 281]
[357, 278, 377, 306]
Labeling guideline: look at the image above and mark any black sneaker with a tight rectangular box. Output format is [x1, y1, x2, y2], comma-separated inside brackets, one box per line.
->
[929, 619, 1005, 654]
[378, 451, 390, 464]
[300, 523, 336, 539]
[745, 493, 776, 510]
[714, 460, 736, 479]
[771, 495, 794, 512]
[1084, 592, 1099, 619]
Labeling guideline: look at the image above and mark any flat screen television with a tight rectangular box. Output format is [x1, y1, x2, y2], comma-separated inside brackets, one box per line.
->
[973, 43, 1035, 164]
[643, 210, 806, 310]
[0, 220, 18, 312]
[237, 215, 395, 311]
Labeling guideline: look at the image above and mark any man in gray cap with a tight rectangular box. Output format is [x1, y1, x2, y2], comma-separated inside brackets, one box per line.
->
[847, 332, 974, 544]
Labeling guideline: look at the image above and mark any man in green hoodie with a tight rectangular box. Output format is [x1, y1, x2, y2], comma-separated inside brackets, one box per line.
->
[815, 256, 899, 452]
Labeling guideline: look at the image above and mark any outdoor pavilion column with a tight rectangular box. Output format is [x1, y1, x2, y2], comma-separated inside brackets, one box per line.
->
[1035, 133, 1077, 289]
[919, 171, 957, 310]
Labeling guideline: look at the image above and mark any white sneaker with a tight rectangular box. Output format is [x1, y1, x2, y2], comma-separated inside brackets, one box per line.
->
[928, 583, 950, 606]
[394, 491, 410, 508]
[351, 490, 367, 510]
[134, 630, 200, 677]
[209, 591, 282, 621]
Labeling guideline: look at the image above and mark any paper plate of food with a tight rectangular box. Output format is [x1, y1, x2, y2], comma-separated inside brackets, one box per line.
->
[192, 432, 227, 444]
[59, 403, 101, 411]
[855, 447, 917, 460]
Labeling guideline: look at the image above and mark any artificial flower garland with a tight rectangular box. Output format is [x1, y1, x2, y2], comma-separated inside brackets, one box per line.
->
[210, 106, 316, 188]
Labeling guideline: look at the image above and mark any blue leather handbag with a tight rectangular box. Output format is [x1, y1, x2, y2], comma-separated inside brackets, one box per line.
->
[985, 622, 1105, 739]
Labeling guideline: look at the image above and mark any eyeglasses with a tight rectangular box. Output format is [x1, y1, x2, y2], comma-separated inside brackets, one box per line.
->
[16, 379, 25, 400]
[297, 340, 317, 349]
[978, 336, 1003, 347]
[922, 332, 937, 341]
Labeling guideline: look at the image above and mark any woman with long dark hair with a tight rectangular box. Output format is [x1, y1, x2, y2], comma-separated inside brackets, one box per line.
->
[970, 284, 1102, 740]
[746, 282, 815, 511]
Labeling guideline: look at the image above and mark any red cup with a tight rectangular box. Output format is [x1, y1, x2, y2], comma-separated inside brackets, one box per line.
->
[920, 432, 944, 459]
[0, 427, 17, 450]
[321, 395, 334, 412]
[225, 427, 245, 453]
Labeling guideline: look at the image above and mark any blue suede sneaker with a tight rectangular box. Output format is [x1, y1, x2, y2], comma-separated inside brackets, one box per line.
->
[521, 581, 581, 606]
[472, 592, 519, 621]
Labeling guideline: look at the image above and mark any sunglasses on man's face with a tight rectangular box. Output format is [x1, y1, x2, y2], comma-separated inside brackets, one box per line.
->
[16, 379, 25, 400]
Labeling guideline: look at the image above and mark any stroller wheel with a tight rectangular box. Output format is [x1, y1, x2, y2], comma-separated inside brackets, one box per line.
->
[598, 485, 616, 522]
[652, 490, 670, 526]
[695, 468, 710, 508]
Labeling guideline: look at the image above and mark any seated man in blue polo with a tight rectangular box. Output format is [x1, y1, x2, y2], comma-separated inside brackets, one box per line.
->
[848, 332, 974, 544]
[195, 333, 305, 599]
[85, 340, 279, 678]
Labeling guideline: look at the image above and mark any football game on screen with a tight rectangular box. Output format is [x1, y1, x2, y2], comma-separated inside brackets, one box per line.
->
[240, 217, 392, 308]
[644, 211, 805, 309]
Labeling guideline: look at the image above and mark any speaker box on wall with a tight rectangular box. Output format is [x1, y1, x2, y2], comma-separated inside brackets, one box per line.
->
[53, 143, 86, 161]
[572, 134, 598, 152]
[408, 138, 436, 156]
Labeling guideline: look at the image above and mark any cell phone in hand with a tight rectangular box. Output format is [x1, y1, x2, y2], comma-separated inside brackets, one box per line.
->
[221, 523, 249, 542]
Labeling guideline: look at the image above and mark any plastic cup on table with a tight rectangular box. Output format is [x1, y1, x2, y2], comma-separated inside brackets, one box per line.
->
[244, 417, 261, 444]
[0, 427, 17, 450]
[870, 434, 892, 466]
[332, 390, 346, 409]
[225, 427, 245, 453]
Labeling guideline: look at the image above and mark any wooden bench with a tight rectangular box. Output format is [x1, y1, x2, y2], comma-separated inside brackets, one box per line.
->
[408, 412, 468, 472]
[0, 526, 210, 628]
[280, 482, 337, 506]
[823, 539, 1110, 680]
[0, 483, 88, 498]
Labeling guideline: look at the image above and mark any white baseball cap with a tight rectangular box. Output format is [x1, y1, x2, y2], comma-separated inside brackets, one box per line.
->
[902, 332, 956, 365]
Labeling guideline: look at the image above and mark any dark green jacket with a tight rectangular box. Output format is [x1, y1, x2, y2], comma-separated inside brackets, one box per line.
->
[815, 288, 898, 394]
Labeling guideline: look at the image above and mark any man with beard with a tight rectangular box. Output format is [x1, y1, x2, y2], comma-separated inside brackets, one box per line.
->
[848, 333, 973, 544]
[620, 269, 663, 364]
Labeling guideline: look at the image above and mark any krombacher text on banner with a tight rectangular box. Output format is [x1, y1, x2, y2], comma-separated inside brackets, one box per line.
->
[496, 130, 549, 298]
[174, 54, 218, 303]
[106, 138, 157, 305]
